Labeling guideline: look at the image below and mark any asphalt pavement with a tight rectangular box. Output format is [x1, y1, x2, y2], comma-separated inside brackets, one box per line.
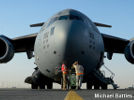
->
[0, 89, 134, 100]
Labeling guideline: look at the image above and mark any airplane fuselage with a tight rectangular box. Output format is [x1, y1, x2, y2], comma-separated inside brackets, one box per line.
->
[1, 9, 133, 89]
[34, 9, 104, 81]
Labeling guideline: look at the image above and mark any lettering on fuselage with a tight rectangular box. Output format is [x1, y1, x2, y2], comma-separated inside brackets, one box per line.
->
[43, 31, 49, 49]
[89, 32, 96, 50]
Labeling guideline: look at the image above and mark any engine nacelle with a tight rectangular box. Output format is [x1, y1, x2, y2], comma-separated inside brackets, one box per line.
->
[124, 40, 134, 64]
[0, 35, 14, 63]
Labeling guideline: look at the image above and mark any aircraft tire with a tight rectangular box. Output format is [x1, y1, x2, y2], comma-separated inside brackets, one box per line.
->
[39, 84, 45, 89]
[86, 82, 92, 89]
[94, 84, 100, 89]
[31, 84, 38, 89]
[101, 84, 107, 89]
[47, 82, 53, 89]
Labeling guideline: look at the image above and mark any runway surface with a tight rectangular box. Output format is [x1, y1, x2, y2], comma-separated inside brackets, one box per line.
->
[0, 89, 134, 100]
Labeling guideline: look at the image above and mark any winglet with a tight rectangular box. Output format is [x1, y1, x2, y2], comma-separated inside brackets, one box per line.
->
[94, 22, 112, 28]
[30, 22, 44, 27]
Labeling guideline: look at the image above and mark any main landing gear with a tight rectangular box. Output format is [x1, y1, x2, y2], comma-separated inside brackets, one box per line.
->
[31, 82, 53, 89]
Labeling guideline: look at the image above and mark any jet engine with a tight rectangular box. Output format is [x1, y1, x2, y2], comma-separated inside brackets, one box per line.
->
[124, 40, 134, 64]
[0, 35, 14, 63]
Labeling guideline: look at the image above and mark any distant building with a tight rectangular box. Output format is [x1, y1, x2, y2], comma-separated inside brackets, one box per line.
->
[126, 85, 134, 89]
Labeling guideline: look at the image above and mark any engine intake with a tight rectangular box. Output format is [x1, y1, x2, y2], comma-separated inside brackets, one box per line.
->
[0, 35, 14, 63]
[124, 40, 134, 64]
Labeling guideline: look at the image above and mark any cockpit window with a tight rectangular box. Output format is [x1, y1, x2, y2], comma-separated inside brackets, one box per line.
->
[47, 15, 83, 27]
[59, 15, 68, 20]
[59, 15, 83, 21]
[69, 15, 83, 21]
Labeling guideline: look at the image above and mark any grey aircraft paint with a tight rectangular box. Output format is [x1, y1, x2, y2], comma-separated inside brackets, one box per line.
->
[1, 9, 133, 89]
[34, 9, 104, 80]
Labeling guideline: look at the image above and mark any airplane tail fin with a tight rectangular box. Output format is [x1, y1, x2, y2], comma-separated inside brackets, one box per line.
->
[93, 22, 112, 28]
[30, 22, 44, 27]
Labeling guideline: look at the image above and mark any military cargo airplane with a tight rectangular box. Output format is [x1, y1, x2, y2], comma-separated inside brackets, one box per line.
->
[0, 9, 134, 89]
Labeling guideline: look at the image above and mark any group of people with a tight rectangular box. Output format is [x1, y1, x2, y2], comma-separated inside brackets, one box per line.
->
[61, 61, 84, 90]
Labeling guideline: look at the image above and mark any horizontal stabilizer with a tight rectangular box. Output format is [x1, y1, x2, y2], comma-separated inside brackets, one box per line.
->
[30, 22, 44, 27]
[94, 22, 112, 28]
[30, 21, 111, 28]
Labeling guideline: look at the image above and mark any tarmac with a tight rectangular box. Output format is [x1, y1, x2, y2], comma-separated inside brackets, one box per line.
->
[0, 89, 134, 100]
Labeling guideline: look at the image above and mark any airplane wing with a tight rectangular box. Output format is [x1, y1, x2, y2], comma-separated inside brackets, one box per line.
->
[101, 33, 129, 53]
[101, 33, 134, 64]
[0, 33, 38, 63]
[12, 33, 38, 52]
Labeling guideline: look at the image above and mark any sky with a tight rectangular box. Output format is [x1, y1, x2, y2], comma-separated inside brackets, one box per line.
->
[0, 0, 134, 89]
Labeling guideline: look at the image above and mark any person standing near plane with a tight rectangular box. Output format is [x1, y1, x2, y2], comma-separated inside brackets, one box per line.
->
[73, 61, 84, 90]
[61, 62, 68, 90]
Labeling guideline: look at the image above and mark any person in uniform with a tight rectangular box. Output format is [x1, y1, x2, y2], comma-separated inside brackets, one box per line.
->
[61, 62, 68, 90]
[73, 61, 84, 90]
